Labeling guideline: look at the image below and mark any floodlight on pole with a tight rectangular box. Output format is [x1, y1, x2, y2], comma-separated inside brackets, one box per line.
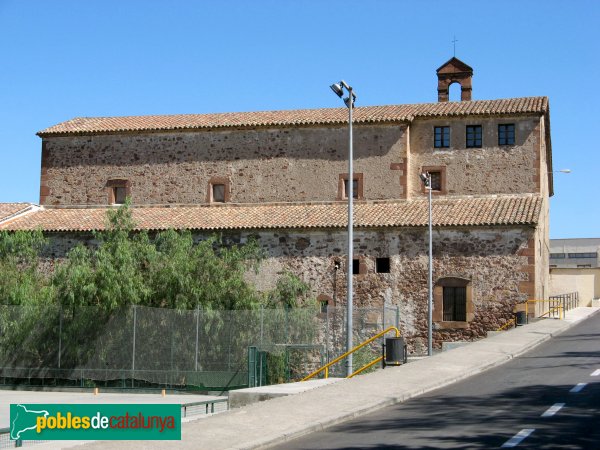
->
[330, 79, 357, 377]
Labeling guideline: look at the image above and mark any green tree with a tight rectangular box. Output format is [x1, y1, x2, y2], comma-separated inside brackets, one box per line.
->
[266, 272, 311, 309]
[0, 229, 52, 306]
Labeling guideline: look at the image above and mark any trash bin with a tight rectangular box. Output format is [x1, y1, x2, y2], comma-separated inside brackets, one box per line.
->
[515, 311, 527, 326]
[383, 337, 407, 367]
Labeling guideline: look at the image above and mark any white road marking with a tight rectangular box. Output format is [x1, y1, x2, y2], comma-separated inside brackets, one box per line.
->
[501, 429, 535, 447]
[591, 369, 600, 376]
[570, 383, 587, 393]
[541, 403, 565, 417]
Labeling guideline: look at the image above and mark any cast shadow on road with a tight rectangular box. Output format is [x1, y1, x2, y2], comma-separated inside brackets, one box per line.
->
[279, 382, 599, 450]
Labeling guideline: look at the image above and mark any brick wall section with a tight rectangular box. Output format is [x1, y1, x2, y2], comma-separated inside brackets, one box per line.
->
[518, 237, 537, 315]
[39, 142, 50, 204]
[39, 124, 407, 206]
[43, 225, 533, 351]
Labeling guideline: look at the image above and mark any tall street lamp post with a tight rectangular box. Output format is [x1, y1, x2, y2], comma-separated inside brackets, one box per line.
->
[419, 172, 433, 357]
[330, 80, 357, 376]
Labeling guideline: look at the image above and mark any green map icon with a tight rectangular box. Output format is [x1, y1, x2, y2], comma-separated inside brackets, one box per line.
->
[10, 404, 49, 440]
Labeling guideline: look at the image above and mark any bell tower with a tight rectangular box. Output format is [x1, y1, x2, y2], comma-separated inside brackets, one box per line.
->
[436, 57, 473, 102]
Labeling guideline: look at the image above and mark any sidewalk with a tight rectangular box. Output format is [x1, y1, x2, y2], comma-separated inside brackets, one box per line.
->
[44, 307, 600, 450]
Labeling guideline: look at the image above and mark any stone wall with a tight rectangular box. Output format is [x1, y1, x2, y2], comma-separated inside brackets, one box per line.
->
[44, 225, 534, 350]
[40, 124, 407, 206]
[408, 115, 542, 199]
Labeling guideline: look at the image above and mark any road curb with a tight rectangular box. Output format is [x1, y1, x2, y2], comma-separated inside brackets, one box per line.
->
[241, 308, 600, 449]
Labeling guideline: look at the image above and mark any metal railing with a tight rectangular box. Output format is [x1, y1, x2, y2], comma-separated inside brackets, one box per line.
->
[181, 398, 228, 418]
[495, 318, 516, 331]
[518, 293, 579, 323]
[549, 292, 579, 311]
[302, 326, 400, 381]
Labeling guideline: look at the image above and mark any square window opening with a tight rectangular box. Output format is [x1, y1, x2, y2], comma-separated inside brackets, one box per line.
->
[498, 124, 515, 146]
[376, 257, 390, 273]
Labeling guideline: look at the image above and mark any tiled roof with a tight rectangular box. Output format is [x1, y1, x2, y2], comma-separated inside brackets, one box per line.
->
[0, 196, 541, 232]
[0, 203, 35, 223]
[37, 97, 548, 136]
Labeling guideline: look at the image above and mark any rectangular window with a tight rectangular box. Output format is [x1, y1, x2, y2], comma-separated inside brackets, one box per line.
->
[443, 286, 467, 321]
[550, 253, 566, 259]
[113, 187, 127, 205]
[577, 265, 592, 268]
[466, 125, 482, 148]
[434, 126, 450, 148]
[567, 252, 597, 258]
[338, 173, 364, 201]
[344, 179, 359, 199]
[319, 300, 328, 313]
[212, 184, 226, 203]
[429, 171, 442, 192]
[376, 257, 390, 273]
[352, 258, 360, 275]
[498, 124, 515, 145]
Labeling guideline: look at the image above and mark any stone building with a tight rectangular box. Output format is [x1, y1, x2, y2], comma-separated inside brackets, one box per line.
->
[0, 58, 554, 348]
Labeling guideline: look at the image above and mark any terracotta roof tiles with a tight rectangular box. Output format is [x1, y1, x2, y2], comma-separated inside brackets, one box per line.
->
[37, 97, 548, 136]
[0, 196, 541, 232]
[0, 203, 35, 223]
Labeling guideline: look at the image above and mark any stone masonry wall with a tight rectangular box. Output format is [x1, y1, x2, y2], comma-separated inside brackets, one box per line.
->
[40, 124, 407, 206]
[44, 225, 534, 352]
[408, 115, 541, 199]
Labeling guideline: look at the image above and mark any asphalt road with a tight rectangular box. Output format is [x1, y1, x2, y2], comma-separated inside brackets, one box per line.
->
[272, 313, 600, 449]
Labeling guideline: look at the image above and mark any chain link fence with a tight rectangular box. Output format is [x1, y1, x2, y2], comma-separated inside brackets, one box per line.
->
[0, 304, 399, 391]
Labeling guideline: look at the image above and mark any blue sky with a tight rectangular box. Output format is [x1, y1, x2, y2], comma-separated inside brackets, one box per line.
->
[0, 0, 598, 238]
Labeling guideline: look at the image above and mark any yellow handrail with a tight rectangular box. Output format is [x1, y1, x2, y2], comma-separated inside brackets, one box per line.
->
[302, 326, 400, 381]
[539, 305, 564, 319]
[523, 299, 564, 320]
[349, 356, 383, 378]
[496, 318, 516, 331]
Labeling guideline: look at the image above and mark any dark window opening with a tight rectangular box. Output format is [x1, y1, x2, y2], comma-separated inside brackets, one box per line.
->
[577, 265, 592, 268]
[568, 252, 597, 258]
[434, 126, 450, 148]
[212, 184, 226, 203]
[498, 124, 515, 145]
[344, 179, 359, 199]
[550, 253, 566, 259]
[376, 257, 390, 273]
[429, 172, 442, 191]
[443, 286, 467, 321]
[466, 125, 482, 148]
[319, 300, 328, 313]
[113, 186, 127, 205]
[352, 258, 360, 275]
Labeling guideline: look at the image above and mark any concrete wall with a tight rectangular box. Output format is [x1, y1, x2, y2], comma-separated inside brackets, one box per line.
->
[44, 225, 535, 349]
[550, 268, 600, 306]
[408, 116, 541, 199]
[40, 124, 407, 206]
